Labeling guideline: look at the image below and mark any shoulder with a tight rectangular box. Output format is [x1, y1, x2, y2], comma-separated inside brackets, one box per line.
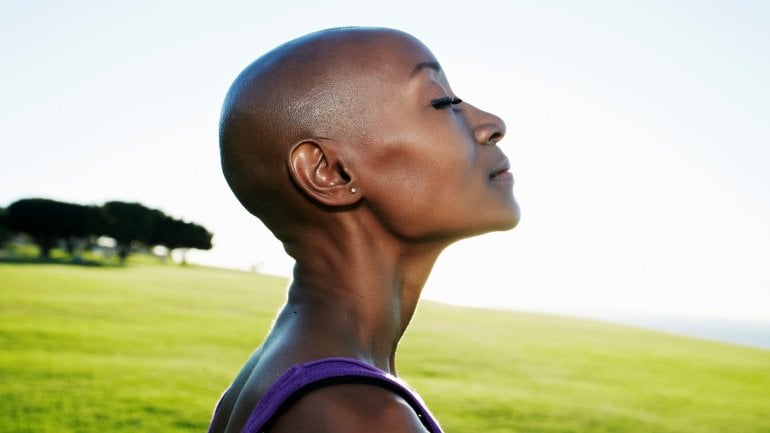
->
[269, 382, 430, 433]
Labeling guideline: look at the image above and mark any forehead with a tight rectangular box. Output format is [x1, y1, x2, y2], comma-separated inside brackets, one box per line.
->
[377, 36, 441, 81]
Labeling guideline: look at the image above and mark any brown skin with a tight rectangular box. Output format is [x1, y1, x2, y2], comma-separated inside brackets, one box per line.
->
[211, 27, 519, 433]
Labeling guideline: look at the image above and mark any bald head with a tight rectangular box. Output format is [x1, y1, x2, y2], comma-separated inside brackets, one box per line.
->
[219, 27, 435, 241]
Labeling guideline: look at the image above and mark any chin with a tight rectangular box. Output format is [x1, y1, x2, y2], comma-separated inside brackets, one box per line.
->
[489, 199, 521, 232]
[504, 202, 522, 230]
[423, 200, 521, 242]
[459, 208, 521, 240]
[490, 215, 520, 232]
[467, 199, 521, 235]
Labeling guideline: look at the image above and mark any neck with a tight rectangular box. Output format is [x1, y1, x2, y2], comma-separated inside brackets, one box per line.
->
[280, 228, 447, 374]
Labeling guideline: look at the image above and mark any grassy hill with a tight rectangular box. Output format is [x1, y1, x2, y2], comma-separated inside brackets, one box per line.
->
[1, 262, 768, 433]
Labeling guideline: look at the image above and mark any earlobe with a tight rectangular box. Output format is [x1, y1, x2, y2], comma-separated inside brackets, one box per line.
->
[287, 140, 360, 207]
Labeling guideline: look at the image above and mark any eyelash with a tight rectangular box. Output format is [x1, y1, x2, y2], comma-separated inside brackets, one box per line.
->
[430, 96, 462, 109]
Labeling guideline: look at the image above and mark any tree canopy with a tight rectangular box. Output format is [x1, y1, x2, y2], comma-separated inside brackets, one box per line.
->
[4, 198, 213, 262]
[0, 206, 10, 244]
[5, 198, 96, 258]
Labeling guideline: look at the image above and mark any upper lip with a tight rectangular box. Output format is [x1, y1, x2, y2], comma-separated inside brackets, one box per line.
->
[489, 157, 511, 178]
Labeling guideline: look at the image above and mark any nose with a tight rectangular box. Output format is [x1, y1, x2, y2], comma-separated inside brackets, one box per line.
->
[469, 104, 506, 146]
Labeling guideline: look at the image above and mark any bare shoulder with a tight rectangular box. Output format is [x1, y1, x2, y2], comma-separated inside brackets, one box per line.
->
[270, 383, 431, 433]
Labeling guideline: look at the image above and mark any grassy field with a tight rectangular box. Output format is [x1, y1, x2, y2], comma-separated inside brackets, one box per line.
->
[1, 262, 769, 433]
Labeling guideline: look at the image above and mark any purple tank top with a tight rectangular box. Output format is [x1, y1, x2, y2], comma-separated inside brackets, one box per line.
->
[216, 357, 444, 433]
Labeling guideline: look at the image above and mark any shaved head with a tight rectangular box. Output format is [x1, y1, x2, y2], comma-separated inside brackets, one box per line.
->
[209, 27, 516, 433]
[220, 27, 435, 241]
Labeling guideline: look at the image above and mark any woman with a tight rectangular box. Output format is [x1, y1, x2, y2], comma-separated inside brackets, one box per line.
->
[209, 27, 519, 433]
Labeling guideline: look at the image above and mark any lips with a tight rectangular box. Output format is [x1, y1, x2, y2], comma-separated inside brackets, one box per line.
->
[489, 159, 513, 182]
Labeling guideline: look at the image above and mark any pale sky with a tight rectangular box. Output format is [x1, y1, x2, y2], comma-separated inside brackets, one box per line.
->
[2, 1, 769, 321]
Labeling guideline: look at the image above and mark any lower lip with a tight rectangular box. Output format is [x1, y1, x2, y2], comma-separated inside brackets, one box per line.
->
[490, 171, 514, 183]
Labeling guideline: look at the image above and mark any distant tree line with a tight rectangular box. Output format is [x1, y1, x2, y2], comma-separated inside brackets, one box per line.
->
[0, 198, 212, 263]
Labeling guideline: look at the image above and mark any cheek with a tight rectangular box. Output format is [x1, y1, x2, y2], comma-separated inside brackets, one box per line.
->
[366, 153, 475, 237]
[357, 112, 479, 234]
[367, 124, 466, 193]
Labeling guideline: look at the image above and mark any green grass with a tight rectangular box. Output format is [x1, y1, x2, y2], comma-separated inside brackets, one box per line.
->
[0, 242, 183, 266]
[1, 262, 768, 433]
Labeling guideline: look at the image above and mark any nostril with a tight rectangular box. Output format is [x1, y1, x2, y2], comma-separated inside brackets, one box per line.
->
[474, 126, 504, 146]
[488, 131, 504, 145]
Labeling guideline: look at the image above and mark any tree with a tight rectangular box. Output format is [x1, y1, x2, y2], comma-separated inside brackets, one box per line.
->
[0, 207, 10, 245]
[5, 198, 100, 258]
[142, 208, 173, 252]
[101, 201, 159, 262]
[155, 216, 213, 264]
[60, 204, 103, 257]
[176, 221, 213, 264]
[4, 197, 214, 264]
[156, 216, 186, 260]
[5, 198, 97, 258]
[187, 223, 213, 250]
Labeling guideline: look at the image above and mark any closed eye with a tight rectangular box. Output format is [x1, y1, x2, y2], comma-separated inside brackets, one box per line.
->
[430, 96, 462, 109]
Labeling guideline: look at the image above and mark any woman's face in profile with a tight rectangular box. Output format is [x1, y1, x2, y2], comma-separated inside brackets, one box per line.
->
[350, 34, 520, 242]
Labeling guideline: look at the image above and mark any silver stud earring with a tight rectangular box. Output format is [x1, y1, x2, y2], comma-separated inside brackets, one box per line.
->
[350, 187, 358, 194]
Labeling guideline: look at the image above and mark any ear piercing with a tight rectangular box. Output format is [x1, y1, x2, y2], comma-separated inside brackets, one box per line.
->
[350, 187, 358, 194]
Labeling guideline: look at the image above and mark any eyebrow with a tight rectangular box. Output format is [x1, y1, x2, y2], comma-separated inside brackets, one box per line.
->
[411, 61, 441, 77]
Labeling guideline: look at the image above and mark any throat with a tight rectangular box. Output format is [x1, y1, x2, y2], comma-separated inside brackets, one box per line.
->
[282, 281, 413, 374]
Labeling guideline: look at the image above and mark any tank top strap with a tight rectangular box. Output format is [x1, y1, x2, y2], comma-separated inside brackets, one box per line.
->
[242, 357, 443, 433]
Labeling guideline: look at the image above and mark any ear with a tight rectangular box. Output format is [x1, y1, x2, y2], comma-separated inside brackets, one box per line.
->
[287, 140, 361, 207]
